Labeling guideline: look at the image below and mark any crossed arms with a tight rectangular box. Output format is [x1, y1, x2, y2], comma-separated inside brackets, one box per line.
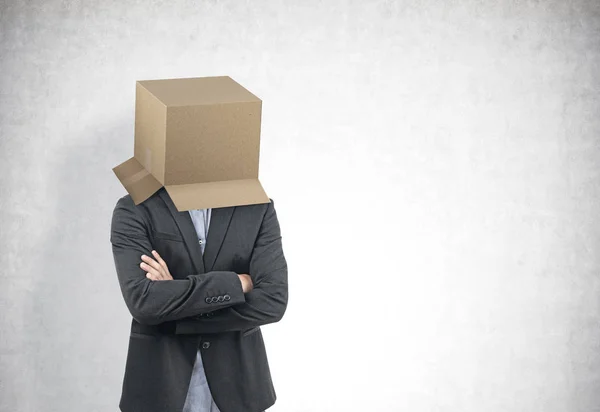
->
[110, 196, 288, 334]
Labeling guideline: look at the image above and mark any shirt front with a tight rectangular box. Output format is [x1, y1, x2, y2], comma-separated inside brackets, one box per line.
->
[182, 208, 221, 412]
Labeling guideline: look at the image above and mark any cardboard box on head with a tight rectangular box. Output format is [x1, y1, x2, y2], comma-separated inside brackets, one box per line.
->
[112, 75, 270, 211]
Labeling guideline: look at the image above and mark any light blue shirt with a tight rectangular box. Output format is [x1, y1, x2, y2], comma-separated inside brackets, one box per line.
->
[182, 208, 222, 412]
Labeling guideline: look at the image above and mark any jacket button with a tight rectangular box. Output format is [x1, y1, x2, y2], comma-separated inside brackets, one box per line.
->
[224, 294, 230, 301]
[202, 341, 211, 349]
[205, 297, 211, 303]
[217, 296, 224, 302]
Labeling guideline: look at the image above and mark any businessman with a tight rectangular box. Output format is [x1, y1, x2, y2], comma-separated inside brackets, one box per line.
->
[110, 187, 288, 412]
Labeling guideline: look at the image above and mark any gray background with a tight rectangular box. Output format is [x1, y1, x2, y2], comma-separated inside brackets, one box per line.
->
[1, 1, 599, 411]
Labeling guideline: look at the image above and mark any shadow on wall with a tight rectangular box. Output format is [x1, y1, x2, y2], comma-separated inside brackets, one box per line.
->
[23, 115, 134, 411]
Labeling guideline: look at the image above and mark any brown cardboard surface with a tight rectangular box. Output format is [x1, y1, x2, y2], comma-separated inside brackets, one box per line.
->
[112, 76, 270, 211]
[164, 102, 261, 185]
[139, 76, 261, 106]
[134, 83, 166, 183]
[165, 179, 268, 210]
[112, 157, 163, 205]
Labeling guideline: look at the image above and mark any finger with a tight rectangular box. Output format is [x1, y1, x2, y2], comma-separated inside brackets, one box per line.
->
[141, 261, 163, 280]
[141, 255, 165, 280]
[151, 250, 168, 273]
[141, 254, 162, 272]
[152, 250, 173, 280]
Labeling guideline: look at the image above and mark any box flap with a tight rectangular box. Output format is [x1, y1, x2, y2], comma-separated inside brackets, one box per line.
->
[165, 179, 269, 211]
[113, 157, 163, 205]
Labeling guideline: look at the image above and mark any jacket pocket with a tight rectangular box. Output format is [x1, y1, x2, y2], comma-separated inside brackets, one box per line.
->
[130, 332, 160, 340]
[242, 326, 260, 337]
[151, 229, 184, 242]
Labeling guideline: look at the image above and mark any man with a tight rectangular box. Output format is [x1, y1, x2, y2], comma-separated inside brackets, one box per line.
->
[110, 186, 288, 412]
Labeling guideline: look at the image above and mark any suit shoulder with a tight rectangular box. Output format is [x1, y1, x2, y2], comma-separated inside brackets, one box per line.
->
[114, 192, 158, 209]
[260, 198, 275, 215]
[112, 193, 151, 220]
[113, 193, 134, 210]
[111, 193, 152, 232]
[118, 193, 132, 204]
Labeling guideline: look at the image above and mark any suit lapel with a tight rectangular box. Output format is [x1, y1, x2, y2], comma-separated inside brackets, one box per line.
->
[157, 188, 235, 273]
[158, 188, 205, 274]
[203, 205, 235, 272]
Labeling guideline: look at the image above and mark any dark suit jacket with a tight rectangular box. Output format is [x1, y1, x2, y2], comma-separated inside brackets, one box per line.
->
[110, 187, 288, 412]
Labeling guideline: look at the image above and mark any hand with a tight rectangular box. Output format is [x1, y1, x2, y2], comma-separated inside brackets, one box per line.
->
[238, 274, 253, 293]
[141, 250, 173, 281]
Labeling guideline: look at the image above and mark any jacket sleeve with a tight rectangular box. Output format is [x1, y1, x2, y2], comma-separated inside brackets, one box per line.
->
[174, 198, 288, 334]
[110, 195, 246, 326]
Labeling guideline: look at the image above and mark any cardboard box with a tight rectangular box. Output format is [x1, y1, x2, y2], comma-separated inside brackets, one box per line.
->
[112, 75, 270, 211]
